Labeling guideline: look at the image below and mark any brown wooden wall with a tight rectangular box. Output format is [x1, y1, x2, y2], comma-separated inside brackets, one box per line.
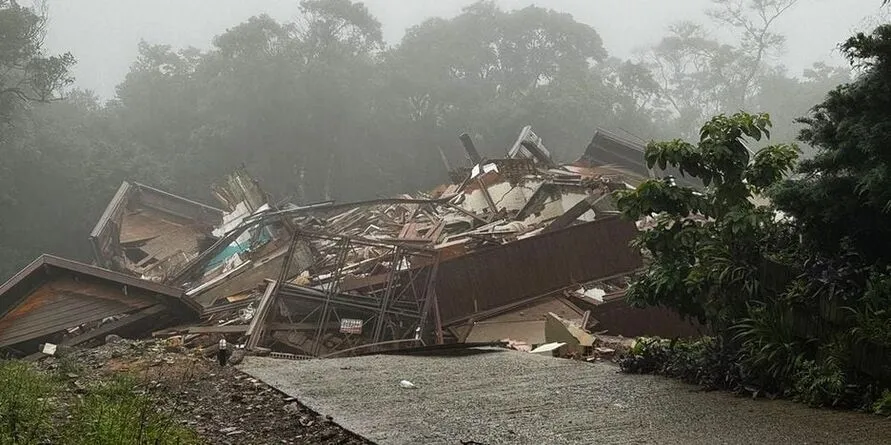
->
[590, 298, 703, 338]
[0, 276, 154, 348]
[435, 216, 642, 324]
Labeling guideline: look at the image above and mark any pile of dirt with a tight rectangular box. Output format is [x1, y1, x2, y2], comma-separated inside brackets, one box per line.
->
[37, 338, 372, 445]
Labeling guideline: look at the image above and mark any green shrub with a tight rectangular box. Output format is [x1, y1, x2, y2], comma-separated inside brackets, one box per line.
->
[732, 303, 809, 394]
[619, 337, 748, 391]
[620, 335, 891, 411]
[0, 361, 56, 444]
[619, 337, 671, 374]
[873, 390, 891, 416]
[791, 359, 847, 407]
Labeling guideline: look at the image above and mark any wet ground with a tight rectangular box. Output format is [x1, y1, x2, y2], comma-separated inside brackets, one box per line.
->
[241, 348, 891, 445]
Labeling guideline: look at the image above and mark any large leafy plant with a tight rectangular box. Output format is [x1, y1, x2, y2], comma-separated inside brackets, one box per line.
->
[618, 112, 799, 330]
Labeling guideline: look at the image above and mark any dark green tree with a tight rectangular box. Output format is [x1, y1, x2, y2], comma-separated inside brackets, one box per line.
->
[773, 25, 891, 264]
[769, 26, 891, 386]
[619, 26, 891, 409]
[383, 1, 651, 164]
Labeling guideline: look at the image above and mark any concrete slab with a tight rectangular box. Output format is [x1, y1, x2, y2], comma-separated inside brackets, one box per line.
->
[240, 348, 891, 445]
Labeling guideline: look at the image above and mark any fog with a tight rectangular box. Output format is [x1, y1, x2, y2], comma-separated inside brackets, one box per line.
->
[1, 0, 887, 279]
[42, 0, 880, 98]
[4, 1, 891, 430]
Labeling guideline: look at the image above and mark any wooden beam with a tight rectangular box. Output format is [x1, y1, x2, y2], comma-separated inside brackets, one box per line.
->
[543, 192, 608, 234]
[155, 321, 343, 336]
[186, 325, 249, 334]
[61, 304, 166, 347]
[477, 177, 499, 215]
[245, 280, 277, 349]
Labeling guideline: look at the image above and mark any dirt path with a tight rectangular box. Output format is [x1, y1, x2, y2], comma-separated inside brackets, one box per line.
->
[240, 348, 891, 445]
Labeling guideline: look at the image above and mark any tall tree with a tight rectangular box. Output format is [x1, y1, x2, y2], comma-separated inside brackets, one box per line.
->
[0, 0, 77, 278]
[384, 1, 632, 162]
[643, 0, 801, 137]
[707, 0, 799, 105]
[111, 2, 390, 203]
[645, 22, 751, 135]
[297, 0, 383, 59]
[772, 24, 891, 264]
[752, 62, 850, 155]
[0, 0, 74, 127]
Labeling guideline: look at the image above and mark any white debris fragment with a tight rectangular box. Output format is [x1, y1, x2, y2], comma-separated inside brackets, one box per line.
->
[530, 342, 566, 354]
[399, 380, 416, 389]
[41, 343, 57, 356]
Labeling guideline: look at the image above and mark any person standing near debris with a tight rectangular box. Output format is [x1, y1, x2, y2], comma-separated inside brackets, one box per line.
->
[218, 338, 229, 366]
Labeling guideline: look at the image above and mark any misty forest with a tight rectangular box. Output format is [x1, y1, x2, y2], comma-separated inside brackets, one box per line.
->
[0, 0, 850, 279]
[5, 0, 891, 422]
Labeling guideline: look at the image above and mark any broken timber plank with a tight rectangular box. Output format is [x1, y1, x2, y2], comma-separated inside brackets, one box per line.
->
[542, 192, 610, 234]
[477, 177, 499, 216]
[245, 280, 277, 349]
[186, 325, 250, 334]
[61, 304, 167, 347]
[179, 322, 342, 335]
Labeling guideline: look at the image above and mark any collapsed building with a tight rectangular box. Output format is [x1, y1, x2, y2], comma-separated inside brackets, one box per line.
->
[0, 126, 700, 359]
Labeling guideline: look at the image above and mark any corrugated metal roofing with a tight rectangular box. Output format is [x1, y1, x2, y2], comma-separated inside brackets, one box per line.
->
[435, 215, 642, 325]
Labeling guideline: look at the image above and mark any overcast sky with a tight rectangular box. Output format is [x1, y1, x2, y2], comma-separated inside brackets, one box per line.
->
[37, 0, 885, 98]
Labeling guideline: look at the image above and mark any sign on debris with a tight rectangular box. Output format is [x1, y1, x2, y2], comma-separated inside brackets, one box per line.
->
[340, 319, 363, 334]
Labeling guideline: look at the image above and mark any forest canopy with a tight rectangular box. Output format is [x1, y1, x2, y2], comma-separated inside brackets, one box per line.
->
[0, 0, 857, 279]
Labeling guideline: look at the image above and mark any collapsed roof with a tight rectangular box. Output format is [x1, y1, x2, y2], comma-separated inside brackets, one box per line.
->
[89, 181, 224, 282]
[577, 128, 702, 188]
[0, 255, 199, 355]
[1, 125, 699, 359]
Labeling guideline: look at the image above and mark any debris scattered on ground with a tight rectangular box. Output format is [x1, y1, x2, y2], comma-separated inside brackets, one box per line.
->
[35, 338, 372, 444]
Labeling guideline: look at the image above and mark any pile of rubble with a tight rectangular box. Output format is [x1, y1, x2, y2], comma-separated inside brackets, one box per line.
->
[0, 125, 700, 361]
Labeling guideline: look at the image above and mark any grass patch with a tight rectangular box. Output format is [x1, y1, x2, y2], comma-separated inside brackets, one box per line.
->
[63, 375, 199, 445]
[53, 355, 83, 380]
[0, 361, 56, 444]
[0, 360, 200, 444]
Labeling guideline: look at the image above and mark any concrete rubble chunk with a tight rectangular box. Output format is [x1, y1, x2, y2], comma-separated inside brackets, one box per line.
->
[105, 334, 122, 344]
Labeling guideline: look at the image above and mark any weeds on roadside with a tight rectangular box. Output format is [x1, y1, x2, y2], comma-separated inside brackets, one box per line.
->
[0, 359, 201, 445]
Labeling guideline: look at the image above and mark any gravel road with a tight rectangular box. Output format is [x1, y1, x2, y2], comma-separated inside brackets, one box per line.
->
[241, 348, 891, 445]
